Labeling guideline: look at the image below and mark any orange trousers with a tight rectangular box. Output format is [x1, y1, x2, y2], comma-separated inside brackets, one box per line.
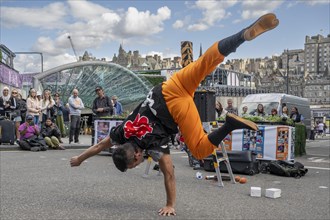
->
[162, 42, 224, 159]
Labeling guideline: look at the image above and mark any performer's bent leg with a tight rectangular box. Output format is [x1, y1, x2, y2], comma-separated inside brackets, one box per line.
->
[162, 13, 278, 159]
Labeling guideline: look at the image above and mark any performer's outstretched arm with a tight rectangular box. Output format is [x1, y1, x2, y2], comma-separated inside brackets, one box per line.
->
[70, 136, 112, 166]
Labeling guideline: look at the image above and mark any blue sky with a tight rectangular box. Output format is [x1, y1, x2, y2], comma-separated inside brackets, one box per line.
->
[1, 0, 329, 73]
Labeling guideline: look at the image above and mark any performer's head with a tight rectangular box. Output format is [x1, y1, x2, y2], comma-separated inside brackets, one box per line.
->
[112, 142, 144, 172]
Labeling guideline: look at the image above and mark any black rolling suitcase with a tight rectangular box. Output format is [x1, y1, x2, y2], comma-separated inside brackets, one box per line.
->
[0, 119, 16, 145]
[204, 150, 260, 175]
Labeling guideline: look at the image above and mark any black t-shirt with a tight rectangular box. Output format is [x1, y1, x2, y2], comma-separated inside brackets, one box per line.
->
[110, 84, 178, 158]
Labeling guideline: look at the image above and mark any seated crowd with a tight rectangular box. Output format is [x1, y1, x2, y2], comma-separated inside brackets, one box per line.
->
[1, 87, 69, 151]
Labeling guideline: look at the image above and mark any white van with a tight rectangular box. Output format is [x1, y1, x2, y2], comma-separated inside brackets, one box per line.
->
[239, 93, 311, 134]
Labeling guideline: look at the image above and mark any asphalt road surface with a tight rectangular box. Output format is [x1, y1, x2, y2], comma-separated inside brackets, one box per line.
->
[1, 139, 329, 220]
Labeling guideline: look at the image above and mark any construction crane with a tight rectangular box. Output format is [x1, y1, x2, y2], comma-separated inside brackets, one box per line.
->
[67, 35, 79, 61]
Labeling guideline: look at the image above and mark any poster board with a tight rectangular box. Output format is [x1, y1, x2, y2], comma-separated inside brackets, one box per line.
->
[203, 122, 294, 161]
[94, 119, 123, 145]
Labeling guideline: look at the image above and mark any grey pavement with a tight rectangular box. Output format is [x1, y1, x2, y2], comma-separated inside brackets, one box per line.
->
[0, 134, 93, 151]
[0, 137, 329, 219]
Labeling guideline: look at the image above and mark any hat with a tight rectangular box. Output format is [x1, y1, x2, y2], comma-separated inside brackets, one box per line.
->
[95, 86, 103, 91]
[26, 114, 33, 120]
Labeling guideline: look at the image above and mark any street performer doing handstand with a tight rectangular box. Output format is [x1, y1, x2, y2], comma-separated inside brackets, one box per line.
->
[70, 13, 279, 216]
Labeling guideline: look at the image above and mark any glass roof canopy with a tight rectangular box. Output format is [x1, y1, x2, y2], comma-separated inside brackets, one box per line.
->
[34, 61, 153, 113]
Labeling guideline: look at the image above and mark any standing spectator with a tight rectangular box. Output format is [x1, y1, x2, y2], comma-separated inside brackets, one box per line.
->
[36, 91, 42, 102]
[281, 106, 289, 118]
[92, 86, 113, 118]
[9, 89, 22, 142]
[18, 114, 46, 152]
[17, 93, 27, 123]
[112, 95, 123, 115]
[290, 107, 304, 123]
[0, 96, 4, 116]
[68, 89, 84, 144]
[62, 103, 70, 136]
[240, 106, 249, 117]
[270, 108, 278, 116]
[41, 118, 65, 150]
[225, 98, 238, 115]
[253, 104, 266, 117]
[317, 121, 325, 137]
[53, 93, 66, 137]
[215, 101, 227, 118]
[1, 86, 11, 117]
[26, 88, 41, 125]
[40, 89, 55, 124]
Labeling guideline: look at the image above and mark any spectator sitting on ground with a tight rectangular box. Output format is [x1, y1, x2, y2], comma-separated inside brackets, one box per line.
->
[18, 114, 47, 152]
[41, 118, 65, 150]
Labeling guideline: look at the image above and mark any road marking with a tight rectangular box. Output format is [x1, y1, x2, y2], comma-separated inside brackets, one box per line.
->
[171, 151, 186, 155]
[305, 166, 330, 171]
[307, 157, 330, 163]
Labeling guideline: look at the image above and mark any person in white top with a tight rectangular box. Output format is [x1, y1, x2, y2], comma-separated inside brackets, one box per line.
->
[40, 90, 55, 124]
[26, 88, 41, 125]
[317, 122, 325, 137]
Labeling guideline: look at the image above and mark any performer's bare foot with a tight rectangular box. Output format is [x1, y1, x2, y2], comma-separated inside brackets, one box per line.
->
[244, 13, 279, 41]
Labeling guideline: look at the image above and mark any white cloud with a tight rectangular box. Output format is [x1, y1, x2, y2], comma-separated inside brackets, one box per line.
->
[67, 0, 112, 21]
[120, 6, 171, 36]
[187, 23, 209, 31]
[1, 2, 67, 29]
[173, 20, 184, 29]
[186, 0, 238, 31]
[240, 0, 283, 20]
[14, 53, 76, 73]
[304, 0, 329, 5]
[32, 36, 66, 56]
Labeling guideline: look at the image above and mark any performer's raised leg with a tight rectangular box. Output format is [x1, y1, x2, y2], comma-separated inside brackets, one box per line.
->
[162, 13, 279, 159]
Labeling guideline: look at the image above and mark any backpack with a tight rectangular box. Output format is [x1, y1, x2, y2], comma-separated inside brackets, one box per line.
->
[262, 160, 308, 178]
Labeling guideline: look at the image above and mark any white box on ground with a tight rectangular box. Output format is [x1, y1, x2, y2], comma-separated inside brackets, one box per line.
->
[250, 187, 262, 197]
[265, 188, 281, 198]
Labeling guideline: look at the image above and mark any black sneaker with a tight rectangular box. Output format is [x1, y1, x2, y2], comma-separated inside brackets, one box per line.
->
[226, 113, 258, 131]
[244, 13, 279, 41]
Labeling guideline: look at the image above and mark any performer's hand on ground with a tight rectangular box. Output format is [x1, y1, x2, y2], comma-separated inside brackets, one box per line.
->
[70, 156, 81, 167]
[158, 206, 176, 216]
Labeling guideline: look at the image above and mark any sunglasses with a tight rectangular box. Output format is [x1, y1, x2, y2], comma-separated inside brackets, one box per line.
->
[12, 92, 17, 94]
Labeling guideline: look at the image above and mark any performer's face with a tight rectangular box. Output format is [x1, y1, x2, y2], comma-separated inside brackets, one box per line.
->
[126, 148, 144, 169]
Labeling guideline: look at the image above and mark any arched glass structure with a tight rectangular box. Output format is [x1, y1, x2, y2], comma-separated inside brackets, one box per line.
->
[34, 61, 153, 112]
